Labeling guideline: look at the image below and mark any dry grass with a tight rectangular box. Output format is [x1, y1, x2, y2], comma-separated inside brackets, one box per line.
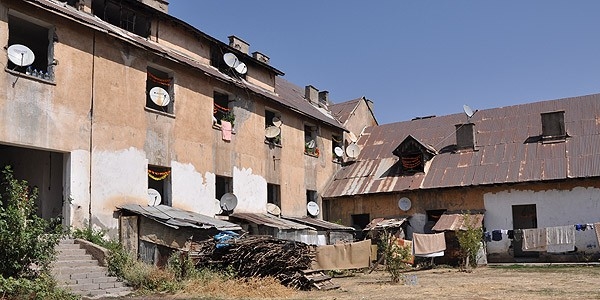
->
[179, 276, 298, 299]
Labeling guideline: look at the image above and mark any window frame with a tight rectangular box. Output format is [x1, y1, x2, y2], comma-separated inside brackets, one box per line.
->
[145, 66, 175, 115]
[147, 165, 172, 206]
[213, 91, 234, 127]
[304, 124, 319, 157]
[265, 109, 282, 146]
[267, 183, 281, 208]
[541, 111, 566, 141]
[215, 175, 233, 201]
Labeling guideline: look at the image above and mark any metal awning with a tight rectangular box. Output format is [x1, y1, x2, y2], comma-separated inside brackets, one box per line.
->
[119, 204, 241, 231]
[282, 216, 355, 231]
[364, 218, 407, 231]
[229, 213, 315, 230]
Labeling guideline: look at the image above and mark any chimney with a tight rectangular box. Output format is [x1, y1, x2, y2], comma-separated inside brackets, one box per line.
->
[137, 0, 169, 13]
[318, 91, 329, 107]
[228, 36, 250, 55]
[305, 85, 319, 105]
[455, 123, 475, 150]
[252, 51, 270, 65]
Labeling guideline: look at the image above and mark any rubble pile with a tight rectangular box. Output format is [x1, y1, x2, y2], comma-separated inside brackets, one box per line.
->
[190, 235, 315, 290]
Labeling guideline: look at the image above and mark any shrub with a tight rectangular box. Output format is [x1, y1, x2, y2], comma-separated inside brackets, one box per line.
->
[0, 165, 61, 278]
[71, 226, 107, 247]
[0, 273, 78, 300]
[380, 231, 412, 283]
[456, 213, 483, 271]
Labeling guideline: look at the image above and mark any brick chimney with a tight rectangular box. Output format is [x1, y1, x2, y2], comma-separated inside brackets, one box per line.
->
[228, 36, 250, 55]
[305, 85, 319, 105]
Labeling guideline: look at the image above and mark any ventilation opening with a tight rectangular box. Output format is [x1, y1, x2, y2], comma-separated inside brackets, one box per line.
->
[456, 123, 475, 150]
[541, 111, 566, 141]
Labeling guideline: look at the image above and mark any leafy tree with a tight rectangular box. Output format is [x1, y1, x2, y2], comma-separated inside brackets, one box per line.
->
[0, 165, 61, 278]
[456, 213, 483, 271]
[380, 231, 412, 283]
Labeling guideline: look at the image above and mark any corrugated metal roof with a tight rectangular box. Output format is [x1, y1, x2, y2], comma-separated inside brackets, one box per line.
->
[431, 214, 484, 231]
[230, 213, 315, 230]
[119, 204, 242, 231]
[324, 94, 600, 198]
[25, 0, 345, 131]
[329, 98, 361, 125]
[364, 218, 407, 231]
[281, 216, 355, 231]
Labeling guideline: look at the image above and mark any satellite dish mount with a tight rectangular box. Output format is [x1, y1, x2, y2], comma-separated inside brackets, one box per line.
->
[463, 104, 478, 122]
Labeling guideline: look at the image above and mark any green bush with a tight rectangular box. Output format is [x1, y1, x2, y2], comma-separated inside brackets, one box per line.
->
[0, 273, 78, 300]
[0, 165, 61, 278]
[72, 226, 107, 247]
[456, 213, 483, 270]
[167, 251, 198, 280]
[380, 231, 412, 283]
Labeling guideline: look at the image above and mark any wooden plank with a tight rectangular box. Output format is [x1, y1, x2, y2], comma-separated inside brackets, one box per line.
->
[120, 215, 138, 257]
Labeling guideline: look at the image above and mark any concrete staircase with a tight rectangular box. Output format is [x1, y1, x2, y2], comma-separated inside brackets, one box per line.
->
[52, 239, 132, 298]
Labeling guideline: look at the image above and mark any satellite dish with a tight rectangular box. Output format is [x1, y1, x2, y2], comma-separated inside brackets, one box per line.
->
[220, 193, 238, 212]
[398, 197, 412, 211]
[346, 143, 360, 158]
[307, 201, 320, 217]
[306, 140, 316, 149]
[147, 188, 161, 206]
[149, 87, 170, 106]
[7, 44, 35, 67]
[265, 126, 281, 138]
[272, 116, 282, 127]
[463, 104, 477, 118]
[223, 53, 239, 68]
[234, 62, 247, 75]
[334, 146, 344, 157]
[266, 203, 281, 216]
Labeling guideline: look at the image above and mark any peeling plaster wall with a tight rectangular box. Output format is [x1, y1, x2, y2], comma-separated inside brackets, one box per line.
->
[233, 166, 267, 213]
[171, 161, 220, 216]
[66, 150, 90, 228]
[484, 187, 600, 256]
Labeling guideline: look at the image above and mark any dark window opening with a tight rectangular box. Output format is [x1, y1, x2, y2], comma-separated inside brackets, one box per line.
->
[210, 45, 246, 79]
[213, 92, 233, 126]
[7, 14, 52, 77]
[215, 176, 233, 201]
[304, 125, 318, 156]
[400, 152, 424, 174]
[332, 134, 343, 163]
[541, 111, 566, 140]
[306, 190, 317, 204]
[92, 0, 151, 37]
[267, 183, 281, 207]
[148, 165, 171, 206]
[425, 209, 446, 233]
[265, 109, 281, 145]
[351, 213, 370, 239]
[146, 67, 174, 114]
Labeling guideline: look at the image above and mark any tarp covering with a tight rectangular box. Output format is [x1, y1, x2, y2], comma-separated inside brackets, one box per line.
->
[311, 239, 372, 270]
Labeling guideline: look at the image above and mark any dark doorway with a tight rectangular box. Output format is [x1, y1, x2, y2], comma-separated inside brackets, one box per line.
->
[351, 213, 370, 240]
[512, 204, 538, 258]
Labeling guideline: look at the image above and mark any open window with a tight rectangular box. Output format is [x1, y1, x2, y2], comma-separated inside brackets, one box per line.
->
[392, 135, 436, 175]
[148, 165, 171, 206]
[92, 0, 151, 37]
[7, 13, 54, 79]
[210, 45, 246, 80]
[215, 175, 233, 201]
[213, 92, 234, 126]
[265, 109, 282, 146]
[146, 66, 174, 114]
[332, 134, 343, 163]
[304, 124, 319, 157]
[267, 183, 281, 208]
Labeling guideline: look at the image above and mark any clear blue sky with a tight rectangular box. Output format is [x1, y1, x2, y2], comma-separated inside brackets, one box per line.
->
[170, 1, 600, 125]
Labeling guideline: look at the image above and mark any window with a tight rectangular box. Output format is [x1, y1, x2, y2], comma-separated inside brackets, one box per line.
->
[425, 209, 446, 233]
[306, 190, 317, 204]
[392, 135, 435, 175]
[146, 67, 174, 114]
[265, 109, 281, 145]
[148, 165, 171, 206]
[304, 124, 319, 157]
[541, 111, 566, 141]
[332, 134, 343, 162]
[210, 46, 246, 80]
[267, 183, 281, 207]
[92, 0, 151, 37]
[215, 176, 233, 201]
[213, 92, 234, 126]
[7, 13, 54, 78]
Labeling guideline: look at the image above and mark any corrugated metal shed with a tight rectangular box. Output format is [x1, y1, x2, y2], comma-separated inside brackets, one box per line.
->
[119, 204, 241, 231]
[282, 216, 355, 231]
[431, 214, 484, 231]
[230, 213, 315, 230]
[324, 94, 600, 198]
[24, 0, 345, 131]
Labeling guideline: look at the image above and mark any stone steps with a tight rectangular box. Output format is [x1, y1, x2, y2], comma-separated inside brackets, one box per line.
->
[52, 239, 132, 298]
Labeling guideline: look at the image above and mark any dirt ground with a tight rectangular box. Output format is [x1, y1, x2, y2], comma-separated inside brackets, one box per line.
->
[119, 264, 600, 300]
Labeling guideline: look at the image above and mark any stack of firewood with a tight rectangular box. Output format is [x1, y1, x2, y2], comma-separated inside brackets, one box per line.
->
[190, 235, 314, 290]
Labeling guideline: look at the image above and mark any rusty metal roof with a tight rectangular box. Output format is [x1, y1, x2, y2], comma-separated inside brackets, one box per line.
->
[230, 213, 315, 230]
[329, 98, 362, 124]
[119, 204, 242, 231]
[25, 0, 344, 131]
[364, 218, 407, 231]
[431, 214, 484, 231]
[282, 216, 355, 231]
[324, 94, 600, 198]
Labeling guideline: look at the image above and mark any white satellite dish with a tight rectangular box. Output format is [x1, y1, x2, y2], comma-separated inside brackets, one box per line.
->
[7, 44, 35, 67]
[346, 143, 360, 158]
[307, 201, 320, 217]
[266, 203, 281, 216]
[149, 87, 170, 106]
[220, 193, 238, 212]
[272, 116, 282, 127]
[306, 140, 316, 149]
[398, 197, 412, 211]
[147, 188, 161, 206]
[265, 126, 281, 138]
[334, 146, 344, 157]
[223, 53, 239, 68]
[463, 104, 477, 118]
[234, 62, 247, 75]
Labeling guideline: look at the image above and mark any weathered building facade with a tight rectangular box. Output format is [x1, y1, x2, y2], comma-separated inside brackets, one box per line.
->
[0, 0, 345, 236]
[324, 95, 600, 262]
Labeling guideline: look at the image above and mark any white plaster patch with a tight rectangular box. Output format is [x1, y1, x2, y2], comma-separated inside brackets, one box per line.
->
[233, 166, 267, 213]
[171, 162, 220, 216]
[66, 149, 91, 228]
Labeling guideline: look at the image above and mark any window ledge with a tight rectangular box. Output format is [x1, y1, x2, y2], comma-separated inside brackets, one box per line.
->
[212, 123, 236, 134]
[265, 140, 282, 148]
[304, 152, 320, 158]
[144, 107, 175, 118]
[5, 68, 56, 85]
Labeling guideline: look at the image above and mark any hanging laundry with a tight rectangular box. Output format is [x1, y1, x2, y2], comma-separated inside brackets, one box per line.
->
[513, 229, 522, 242]
[484, 232, 492, 242]
[575, 224, 586, 231]
[492, 230, 503, 241]
[412, 232, 446, 256]
[546, 225, 575, 253]
[221, 121, 232, 141]
[522, 228, 547, 251]
[594, 223, 600, 247]
[507, 230, 514, 240]
[586, 224, 595, 231]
